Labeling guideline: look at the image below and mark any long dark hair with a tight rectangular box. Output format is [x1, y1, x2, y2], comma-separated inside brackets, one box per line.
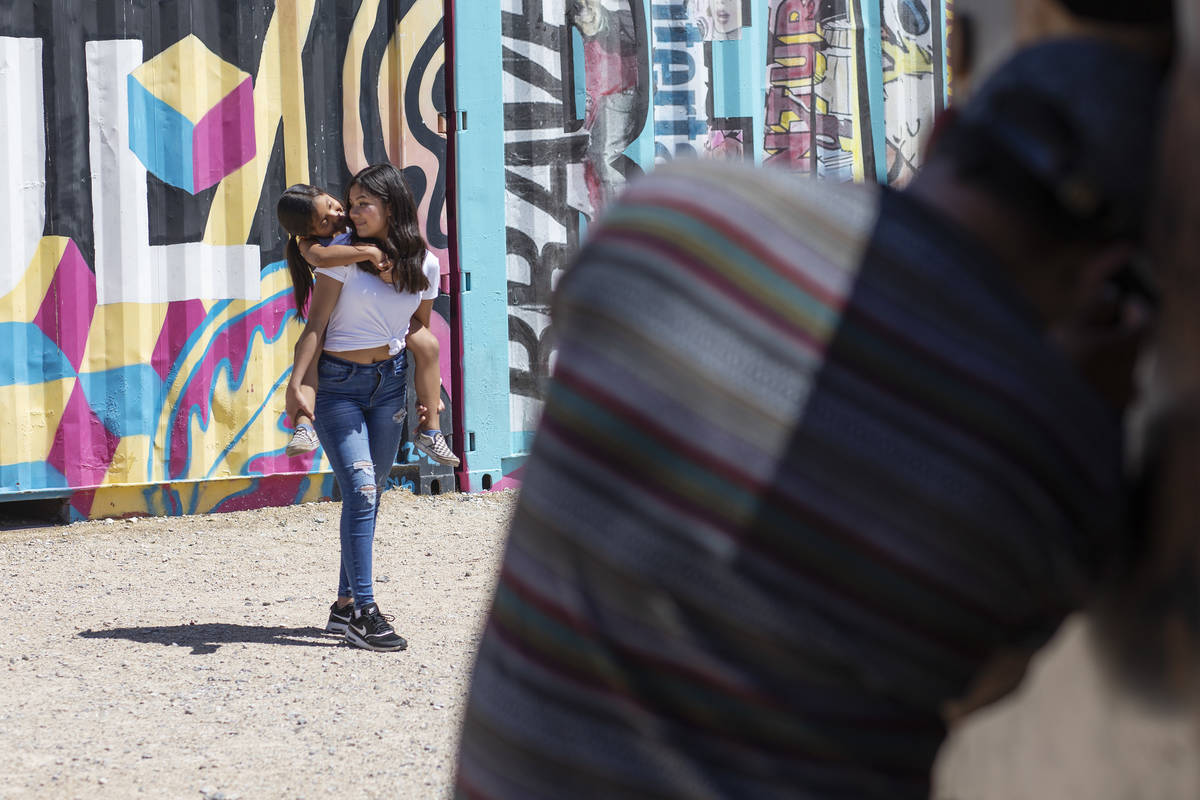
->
[276, 184, 326, 320]
[347, 164, 429, 295]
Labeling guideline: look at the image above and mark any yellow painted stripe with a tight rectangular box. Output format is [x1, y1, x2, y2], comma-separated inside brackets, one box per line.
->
[131, 35, 250, 123]
[343, 0, 383, 175]
[204, 0, 318, 246]
[847, 0, 867, 183]
[385, 1, 446, 244]
[101, 434, 152, 486]
[277, 0, 312, 187]
[0, 236, 70, 324]
[81, 302, 169, 374]
[0, 378, 75, 464]
[778, 32, 825, 45]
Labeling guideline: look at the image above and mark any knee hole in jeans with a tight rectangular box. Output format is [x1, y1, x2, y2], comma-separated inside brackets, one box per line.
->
[351, 461, 377, 498]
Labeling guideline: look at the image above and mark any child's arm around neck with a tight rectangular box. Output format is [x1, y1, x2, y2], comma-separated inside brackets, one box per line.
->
[298, 232, 387, 270]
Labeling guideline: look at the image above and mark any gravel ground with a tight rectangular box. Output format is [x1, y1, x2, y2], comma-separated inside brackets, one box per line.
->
[2, 487, 1197, 799]
[0, 489, 516, 800]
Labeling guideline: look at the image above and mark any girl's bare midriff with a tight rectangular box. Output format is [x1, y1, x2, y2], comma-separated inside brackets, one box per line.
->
[325, 344, 394, 364]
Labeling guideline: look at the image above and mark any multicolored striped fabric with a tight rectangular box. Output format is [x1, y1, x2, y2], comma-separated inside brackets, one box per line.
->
[455, 161, 1127, 799]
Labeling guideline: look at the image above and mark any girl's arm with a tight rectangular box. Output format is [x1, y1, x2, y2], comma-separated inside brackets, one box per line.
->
[409, 299, 435, 345]
[286, 273, 343, 423]
[298, 238, 387, 269]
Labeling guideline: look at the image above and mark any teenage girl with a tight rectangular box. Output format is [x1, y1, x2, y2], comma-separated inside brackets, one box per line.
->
[285, 164, 451, 651]
[276, 184, 458, 467]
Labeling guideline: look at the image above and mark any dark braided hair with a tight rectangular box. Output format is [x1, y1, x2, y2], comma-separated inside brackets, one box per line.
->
[276, 184, 326, 320]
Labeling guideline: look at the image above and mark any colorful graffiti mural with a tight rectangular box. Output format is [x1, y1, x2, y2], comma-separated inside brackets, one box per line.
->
[881, 0, 944, 185]
[0, 0, 453, 519]
[763, 0, 873, 180]
[501, 0, 757, 444]
[498, 0, 946, 454]
[1, 1, 951, 514]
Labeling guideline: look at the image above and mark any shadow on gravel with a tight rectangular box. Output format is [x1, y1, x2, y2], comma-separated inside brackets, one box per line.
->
[78, 624, 340, 655]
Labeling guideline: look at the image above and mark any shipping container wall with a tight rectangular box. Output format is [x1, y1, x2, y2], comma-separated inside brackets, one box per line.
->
[0, 0, 453, 519]
[456, 0, 949, 490]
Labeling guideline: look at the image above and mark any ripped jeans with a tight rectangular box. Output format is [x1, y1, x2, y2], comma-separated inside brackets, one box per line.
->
[312, 351, 407, 609]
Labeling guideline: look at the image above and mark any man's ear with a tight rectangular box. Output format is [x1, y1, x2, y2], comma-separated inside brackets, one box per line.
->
[1066, 241, 1138, 314]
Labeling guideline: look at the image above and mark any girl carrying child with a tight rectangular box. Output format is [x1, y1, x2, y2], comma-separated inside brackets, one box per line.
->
[275, 184, 459, 468]
[274, 166, 457, 651]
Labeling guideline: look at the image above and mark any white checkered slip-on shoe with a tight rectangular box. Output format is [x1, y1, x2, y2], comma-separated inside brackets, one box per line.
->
[415, 430, 460, 467]
[285, 424, 320, 457]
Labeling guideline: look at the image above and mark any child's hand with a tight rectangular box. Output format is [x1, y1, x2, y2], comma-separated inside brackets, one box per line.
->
[376, 257, 394, 283]
[415, 398, 445, 428]
[362, 244, 387, 266]
[286, 383, 314, 425]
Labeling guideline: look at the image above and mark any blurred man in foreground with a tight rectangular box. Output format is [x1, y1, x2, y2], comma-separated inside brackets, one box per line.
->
[455, 35, 1172, 800]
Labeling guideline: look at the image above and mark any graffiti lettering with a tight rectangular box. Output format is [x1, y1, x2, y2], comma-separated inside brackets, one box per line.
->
[651, 0, 709, 162]
[764, 0, 871, 181]
[502, 2, 583, 431]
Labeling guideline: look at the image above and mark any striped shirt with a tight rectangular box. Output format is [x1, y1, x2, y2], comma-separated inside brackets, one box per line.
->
[456, 161, 1126, 799]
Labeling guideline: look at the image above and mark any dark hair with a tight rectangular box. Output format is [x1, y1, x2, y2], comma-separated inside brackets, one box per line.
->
[346, 164, 429, 295]
[1056, 0, 1171, 23]
[930, 108, 1100, 243]
[276, 184, 326, 320]
[929, 38, 1167, 244]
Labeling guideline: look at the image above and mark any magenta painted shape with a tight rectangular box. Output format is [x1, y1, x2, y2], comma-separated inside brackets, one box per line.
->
[211, 475, 312, 513]
[70, 489, 97, 519]
[47, 382, 121, 489]
[192, 78, 255, 192]
[152, 300, 208, 382]
[490, 465, 524, 492]
[32, 240, 96, 373]
[248, 450, 319, 476]
[167, 295, 292, 479]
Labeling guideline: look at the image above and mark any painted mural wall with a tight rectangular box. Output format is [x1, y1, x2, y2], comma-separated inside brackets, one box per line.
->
[0, 0, 452, 520]
[493, 0, 947, 479]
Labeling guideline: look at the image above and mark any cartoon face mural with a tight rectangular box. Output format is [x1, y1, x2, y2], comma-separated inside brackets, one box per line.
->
[880, 0, 944, 186]
[694, 0, 745, 40]
[0, 0, 453, 519]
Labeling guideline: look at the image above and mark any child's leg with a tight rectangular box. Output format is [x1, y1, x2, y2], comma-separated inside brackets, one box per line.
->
[406, 326, 442, 431]
[295, 358, 319, 427]
[406, 326, 459, 467]
[285, 360, 321, 456]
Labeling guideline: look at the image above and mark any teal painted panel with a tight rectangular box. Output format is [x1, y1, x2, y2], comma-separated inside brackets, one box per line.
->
[455, 0, 511, 489]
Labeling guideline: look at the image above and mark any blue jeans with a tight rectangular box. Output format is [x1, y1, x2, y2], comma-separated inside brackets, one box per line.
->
[312, 351, 406, 609]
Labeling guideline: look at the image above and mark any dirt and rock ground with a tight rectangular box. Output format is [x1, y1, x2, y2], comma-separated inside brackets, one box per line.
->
[1, 488, 1197, 799]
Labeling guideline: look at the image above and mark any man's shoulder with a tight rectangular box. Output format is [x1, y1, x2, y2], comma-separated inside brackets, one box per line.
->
[600, 161, 881, 277]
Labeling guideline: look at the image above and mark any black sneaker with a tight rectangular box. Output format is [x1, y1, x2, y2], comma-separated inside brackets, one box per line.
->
[326, 601, 353, 634]
[345, 603, 407, 652]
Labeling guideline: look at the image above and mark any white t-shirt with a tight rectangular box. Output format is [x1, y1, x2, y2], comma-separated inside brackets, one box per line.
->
[315, 250, 440, 355]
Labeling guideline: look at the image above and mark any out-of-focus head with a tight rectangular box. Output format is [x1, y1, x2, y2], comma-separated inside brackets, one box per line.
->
[1054, 0, 1172, 24]
[951, 0, 1172, 100]
[930, 36, 1167, 245]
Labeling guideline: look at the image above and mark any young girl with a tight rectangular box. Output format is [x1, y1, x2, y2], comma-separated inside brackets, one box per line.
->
[286, 164, 450, 651]
[276, 185, 458, 468]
